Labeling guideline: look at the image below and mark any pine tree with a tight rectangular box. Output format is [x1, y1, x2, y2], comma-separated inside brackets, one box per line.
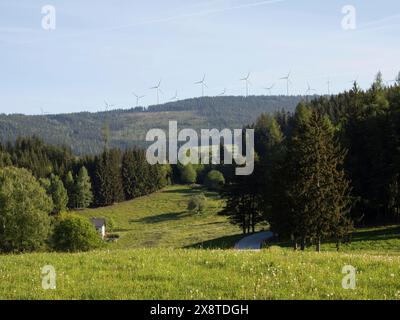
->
[75, 166, 93, 208]
[93, 149, 124, 206]
[65, 171, 76, 208]
[219, 155, 264, 234]
[48, 174, 68, 214]
[274, 110, 353, 251]
[109, 149, 124, 202]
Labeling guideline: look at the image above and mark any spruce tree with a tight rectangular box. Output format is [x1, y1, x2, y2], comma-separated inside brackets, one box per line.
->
[75, 166, 93, 208]
[48, 174, 68, 214]
[65, 171, 76, 209]
[93, 149, 124, 207]
[276, 110, 353, 251]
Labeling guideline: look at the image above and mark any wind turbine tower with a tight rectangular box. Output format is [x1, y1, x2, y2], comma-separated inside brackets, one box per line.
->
[326, 78, 331, 95]
[104, 100, 115, 112]
[150, 80, 163, 104]
[170, 90, 178, 101]
[217, 88, 226, 96]
[195, 74, 208, 97]
[279, 71, 292, 96]
[240, 72, 251, 97]
[264, 83, 275, 95]
[132, 92, 145, 106]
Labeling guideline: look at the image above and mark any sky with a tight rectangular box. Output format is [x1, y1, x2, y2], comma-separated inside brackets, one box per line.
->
[0, 0, 399, 115]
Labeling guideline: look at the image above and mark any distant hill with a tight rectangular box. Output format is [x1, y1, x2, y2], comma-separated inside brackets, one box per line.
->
[0, 95, 305, 155]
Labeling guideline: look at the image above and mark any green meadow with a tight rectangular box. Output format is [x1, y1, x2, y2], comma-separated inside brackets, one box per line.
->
[78, 185, 244, 249]
[0, 185, 399, 300]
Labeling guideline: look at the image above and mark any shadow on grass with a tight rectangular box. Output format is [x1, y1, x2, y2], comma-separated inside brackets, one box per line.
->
[129, 211, 188, 224]
[113, 228, 131, 232]
[267, 225, 400, 249]
[162, 186, 221, 200]
[163, 188, 198, 195]
[186, 233, 245, 249]
[351, 225, 400, 242]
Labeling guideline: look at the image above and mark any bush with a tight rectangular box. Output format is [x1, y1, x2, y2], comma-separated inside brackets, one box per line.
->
[204, 170, 225, 191]
[0, 167, 53, 253]
[52, 213, 103, 252]
[106, 217, 115, 232]
[187, 194, 207, 214]
[180, 164, 197, 184]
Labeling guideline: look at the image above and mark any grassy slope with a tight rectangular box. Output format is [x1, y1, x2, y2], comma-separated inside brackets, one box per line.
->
[78, 185, 243, 249]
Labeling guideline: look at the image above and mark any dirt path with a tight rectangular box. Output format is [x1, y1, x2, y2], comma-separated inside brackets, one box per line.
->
[234, 231, 273, 250]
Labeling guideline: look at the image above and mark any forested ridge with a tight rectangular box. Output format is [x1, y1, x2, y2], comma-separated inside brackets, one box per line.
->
[0, 95, 303, 155]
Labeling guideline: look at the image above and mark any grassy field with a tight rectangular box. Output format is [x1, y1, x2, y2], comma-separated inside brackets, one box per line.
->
[0, 247, 399, 299]
[77, 185, 244, 249]
[0, 185, 399, 300]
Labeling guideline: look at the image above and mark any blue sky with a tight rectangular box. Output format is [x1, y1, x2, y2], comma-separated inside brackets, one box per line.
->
[0, 0, 399, 114]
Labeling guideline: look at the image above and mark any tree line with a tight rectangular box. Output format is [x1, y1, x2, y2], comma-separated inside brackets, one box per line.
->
[220, 72, 400, 251]
[0, 137, 171, 211]
[0, 137, 173, 252]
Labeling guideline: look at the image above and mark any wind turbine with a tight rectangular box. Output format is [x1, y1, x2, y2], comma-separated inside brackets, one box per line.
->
[132, 92, 145, 106]
[104, 100, 115, 112]
[279, 70, 292, 96]
[305, 83, 316, 102]
[195, 74, 208, 97]
[305, 82, 316, 95]
[385, 78, 396, 86]
[150, 80, 163, 104]
[170, 90, 178, 101]
[326, 78, 331, 95]
[349, 76, 359, 85]
[264, 83, 275, 95]
[217, 88, 226, 96]
[240, 72, 251, 97]
[40, 107, 50, 115]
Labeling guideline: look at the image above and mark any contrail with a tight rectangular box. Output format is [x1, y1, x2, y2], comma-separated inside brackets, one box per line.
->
[2, 0, 286, 44]
[357, 13, 400, 32]
[359, 13, 400, 28]
[106, 0, 286, 32]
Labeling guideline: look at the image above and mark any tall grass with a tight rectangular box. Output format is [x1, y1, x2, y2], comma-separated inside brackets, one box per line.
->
[0, 247, 399, 299]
